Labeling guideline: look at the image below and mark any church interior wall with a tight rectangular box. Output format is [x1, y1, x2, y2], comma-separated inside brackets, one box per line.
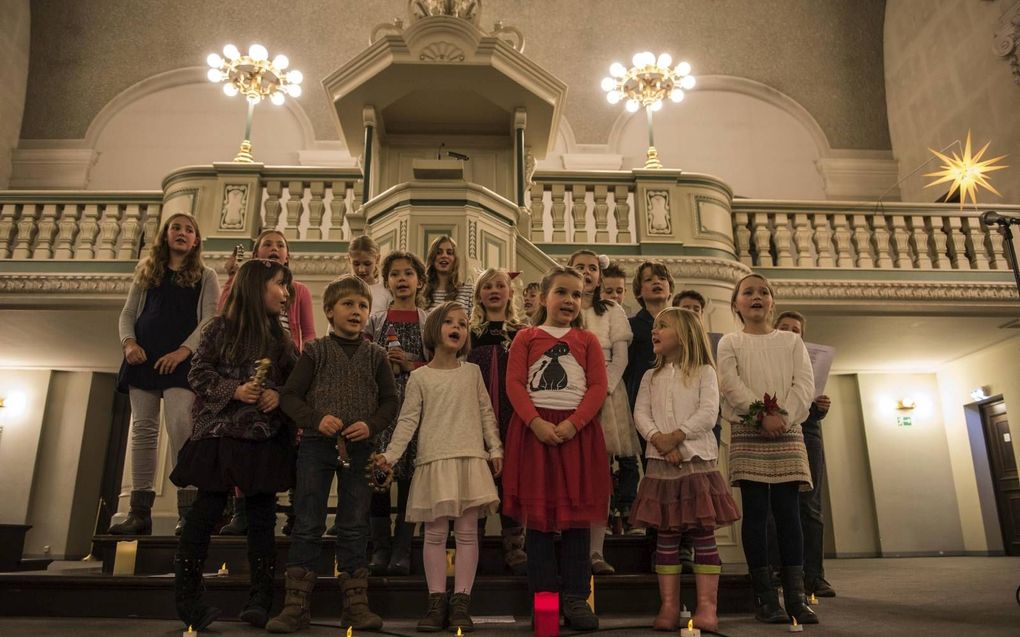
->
[885, 0, 1020, 204]
[0, 369, 51, 527]
[0, 0, 30, 188]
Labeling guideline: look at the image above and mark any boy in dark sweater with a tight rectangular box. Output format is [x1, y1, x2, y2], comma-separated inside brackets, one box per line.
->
[269, 276, 398, 633]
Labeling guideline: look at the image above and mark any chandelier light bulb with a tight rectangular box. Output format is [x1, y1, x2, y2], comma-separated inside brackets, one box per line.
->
[680, 75, 696, 90]
[222, 83, 239, 97]
[249, 44, 269, 61]
[606, 90, 622, 104]
[642, 51, 656, 66]
[656, 53, 673, 69]
[207, 68, 224, 83]
[609, 62, 627, 78]
[670, 88, 685, 102]
[631, 52, 645, 67]
[272, 54, 289, 70]
[676, 61, 692, 76]
[286, 70, 303, 85]
[651, 100, 663, 112]
[286, 84, 303, 97]
[207, 53, 223, 68]
[223, 44, 240, 60]
[600, 77, 617, 92]
[270, 91, 286, 106]
[625, 99, 640, 113]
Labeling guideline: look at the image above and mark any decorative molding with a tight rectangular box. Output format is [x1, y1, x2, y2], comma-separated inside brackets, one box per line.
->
[409, 0, 481, 24]
[399, 219, 409, 250]
[993, 1, 1020, 86]
[467, 219, 478, 258]
[164, 188, 198, 218]
[419, 41, 467, 62]
[694, 195, 733, 242]
[204, 253, 351, 277]
[0, 274, 132, 295]
[219, 184, 249, 230]
[554, 255, 751, 284]
[771, 279, 1018, 303]
[645, 190, 671, 235]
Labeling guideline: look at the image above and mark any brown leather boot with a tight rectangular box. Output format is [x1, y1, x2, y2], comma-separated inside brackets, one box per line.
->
[500, 527, 527, 575]
[265, 567, 316, 633]
[692, 572, 719, 631]
[652, 572, 680, 631]
[338, 568, 383, 630]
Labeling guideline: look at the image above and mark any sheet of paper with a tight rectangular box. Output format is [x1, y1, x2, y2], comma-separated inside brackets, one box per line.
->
[805, 342, 836, 395]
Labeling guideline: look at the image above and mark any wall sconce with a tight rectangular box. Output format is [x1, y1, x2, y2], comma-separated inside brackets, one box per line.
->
[970, 386, 991, 401]
[896, 398, 917, 411]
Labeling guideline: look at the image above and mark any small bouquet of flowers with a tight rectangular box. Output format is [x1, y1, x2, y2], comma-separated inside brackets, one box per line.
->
[740, 393, 787, 429]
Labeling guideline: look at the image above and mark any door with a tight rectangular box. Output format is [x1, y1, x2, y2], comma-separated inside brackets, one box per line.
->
[980, 400, 1020, 555]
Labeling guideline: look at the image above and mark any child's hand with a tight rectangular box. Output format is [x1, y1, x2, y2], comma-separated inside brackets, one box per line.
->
[663, 449, 683, 465]
[760, 412, 786, 438]
[387, 347, 413, 372]
[123, 339, 147, 365]
[318, 414, 345, 436]
[343, 420, 371, 442]
[673, 429, 687, 445]
[257, 388, 280, 412]
[490, 457, 503, 477]
[815, 395, 831, 413]
[154, 347, 190, 375]
[234, 382, 262, 404]
[374, 454, 392, 472]
[650, 432, 678, 455]
[554, 420, 577, 441]
[529, 418, 563, 446]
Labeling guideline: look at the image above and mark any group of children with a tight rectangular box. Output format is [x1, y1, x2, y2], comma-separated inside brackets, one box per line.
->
[116, 212, 832, 634]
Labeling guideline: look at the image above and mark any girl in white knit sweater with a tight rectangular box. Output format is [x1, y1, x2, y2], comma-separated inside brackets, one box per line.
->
[376, 301, 503, 633]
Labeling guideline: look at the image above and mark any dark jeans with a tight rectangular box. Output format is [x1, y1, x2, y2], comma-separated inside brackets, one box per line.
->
[177, 490, 276, 561]
[526, 528, 590, 599]
[612, 455, 640, 515]
[801, 431, 826, 578]
[288, 436, 373, 573]
[740, 481, 803, 570]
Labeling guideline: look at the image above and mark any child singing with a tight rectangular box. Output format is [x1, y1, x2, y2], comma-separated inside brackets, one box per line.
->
[502, 266, 611, 631]
[114, 212, 218, 536]
[630, 308, 740, 631]
[170, 259, 297, 630]
[365, 250, 430, 575]
[467, 268, 527, 574]
[377, 301, 503, 633]
[421, 235, 473, 312]
[718, 273, 817, 625]
[348, 234, 392, 314]
[268, 275, 398, 633]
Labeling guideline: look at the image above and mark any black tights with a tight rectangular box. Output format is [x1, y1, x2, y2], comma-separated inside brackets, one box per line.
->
[526, 528, 590, 599]
[177, 490, 277, 561]
[739, 481, 803, 569]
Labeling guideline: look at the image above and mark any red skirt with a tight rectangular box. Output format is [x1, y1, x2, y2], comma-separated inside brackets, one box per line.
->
[502, 407, 611, 532]
[629, 462, 740, 532]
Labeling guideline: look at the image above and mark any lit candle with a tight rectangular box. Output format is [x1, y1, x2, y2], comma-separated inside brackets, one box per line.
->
[808, 593, 818, 605]
[789, 617, 804, 632]
[457, 629, 463, 637]
[217, 562, 229, 576]
[679, 602, 692, 619]
[680, 618, 701, 637]
[182, 624, 194, 637]
[346, 627, 352, 637]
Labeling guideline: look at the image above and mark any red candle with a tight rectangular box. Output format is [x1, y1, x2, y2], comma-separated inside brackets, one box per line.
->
[533, 592, 559, 637]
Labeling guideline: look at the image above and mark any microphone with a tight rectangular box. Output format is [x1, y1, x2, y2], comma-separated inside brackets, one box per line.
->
[981, 211, 1020, 226]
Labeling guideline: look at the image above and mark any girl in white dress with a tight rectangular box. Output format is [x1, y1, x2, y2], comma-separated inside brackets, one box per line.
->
[376, 301, 502, 633]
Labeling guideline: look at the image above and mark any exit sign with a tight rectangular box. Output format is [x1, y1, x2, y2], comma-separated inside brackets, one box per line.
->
[897, 416, 913, 427]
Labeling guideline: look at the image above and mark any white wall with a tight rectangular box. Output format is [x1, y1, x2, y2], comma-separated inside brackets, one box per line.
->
[0, 369, 52, 525]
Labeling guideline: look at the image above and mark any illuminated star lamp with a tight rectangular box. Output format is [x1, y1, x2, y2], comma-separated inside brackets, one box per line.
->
[206, 44, 304, 163]
[924, 131, 1007, 208]
[602, 52, 696, 169]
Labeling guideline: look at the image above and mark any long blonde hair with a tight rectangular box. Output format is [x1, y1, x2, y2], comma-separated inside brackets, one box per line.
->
[652, 307, 715, 382]
[469, 268, 525, 336]
[422, 235, 462, 307]
[134, 213, 205, 289]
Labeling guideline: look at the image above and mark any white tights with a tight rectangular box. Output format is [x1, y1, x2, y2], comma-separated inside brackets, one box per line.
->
[423, 507, 480, 595]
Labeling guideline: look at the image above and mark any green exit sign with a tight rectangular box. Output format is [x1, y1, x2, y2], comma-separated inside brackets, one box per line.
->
[897, 416, 913, 427]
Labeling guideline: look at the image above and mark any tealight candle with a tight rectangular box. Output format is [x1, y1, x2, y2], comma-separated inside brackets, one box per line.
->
[679, 602, 692, 619]
[789, 617, 804, 632]
[182, 624, 194, 637]
[217, 562, 229, 576]
[679, 618, 701, 637]
[808, 593, 818, 605]
[345, 627, 352, 637]
[457, 629, 463, 637]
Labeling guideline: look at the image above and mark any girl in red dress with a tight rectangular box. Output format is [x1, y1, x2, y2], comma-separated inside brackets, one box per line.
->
[502, 266, 611, 631]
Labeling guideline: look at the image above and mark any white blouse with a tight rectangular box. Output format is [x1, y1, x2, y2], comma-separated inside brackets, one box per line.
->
[581, 302, 632, 393]
[716, 330, 814, 427]
[634, 364, 720, 461]
[369, 282, 393, 315]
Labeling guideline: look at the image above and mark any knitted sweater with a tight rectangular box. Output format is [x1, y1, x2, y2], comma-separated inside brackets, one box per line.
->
[382, 362, 503, 467]
[280, 334, 398, 438]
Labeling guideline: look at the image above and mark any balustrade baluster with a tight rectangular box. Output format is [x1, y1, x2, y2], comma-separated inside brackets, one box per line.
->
[831, 214, 853, 268]
[890, 215, 912, 268]
[944, 216, 971, 270]
[96, 204, 121, 259]
[53, 203, 80, 259]
[74, 204, 100, 260]
[962, 216, 988, 270]
[141, 204, 160, 252]
[982, 218, 1007, 270]
[614, 185, 632, 243]
[773, 213, 793, 266]
[12, 204, 39, 259]
[32, 204, 59, 259]
[850, 214, 874, 268]
[117, 204, 143, 260]
[327, 181, 348, 240]
[928, 217, 950, 269]
[263, 180, 283, 230]
[530, 182, 545, 242]
[793, 213, 814, 266]
[593, 185, 609, 243]
[348, 179, 365, 236]
[550, 184, 566, 243]
[284, 181, 305, 240]
[909, 216, 934, 268]
[0, 203, 19, 258]
[813, 215, 835, 267]
[752, 212, 774, 267]
[872, 212, 893, 268]
[306, 181, 326, 240]
[733, 211, 752, 266]
[571, 184, 587, 242]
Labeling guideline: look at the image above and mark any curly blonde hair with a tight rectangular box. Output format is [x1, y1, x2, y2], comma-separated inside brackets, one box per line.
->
[469, 268, 525, 337]
[133, 213, 205, 289]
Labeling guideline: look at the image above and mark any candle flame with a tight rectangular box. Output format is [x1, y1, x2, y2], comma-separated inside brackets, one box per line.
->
[688, 619, 694, 630]
[457, 629, 463, 637]
[221, 562, 227, 570]
[792, 617, 799, 627]
[187, 626, 194, 634]
[346, 627, 352, 637]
